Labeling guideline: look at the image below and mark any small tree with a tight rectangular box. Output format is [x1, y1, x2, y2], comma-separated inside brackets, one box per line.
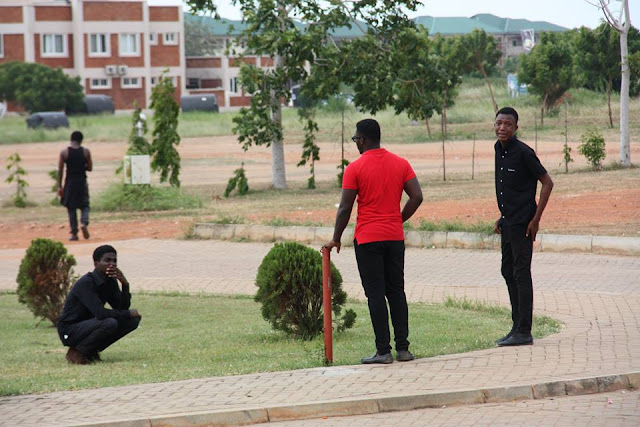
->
[224, 162, 249, 197]
[459, 28, 502, 113]
[0, 61, 84, 113]
[255, 242, 356, 340]
[5, 152, 29, 208]
[17, 239, 77, 326]
[579, 128, 607, 170]
[297, 107, 320, 189]
[48, 169, 59, 205]
[127, 107, 151, 155]
[150, 73, 181, 187]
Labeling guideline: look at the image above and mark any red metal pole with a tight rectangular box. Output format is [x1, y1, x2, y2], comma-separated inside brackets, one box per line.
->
[322, 248, 333, 364]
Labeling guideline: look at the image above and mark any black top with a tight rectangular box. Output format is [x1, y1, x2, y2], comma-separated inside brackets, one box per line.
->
[62, 146, 89, 209]
[495, 137, 547, 227]
[58, 269, 132, 327]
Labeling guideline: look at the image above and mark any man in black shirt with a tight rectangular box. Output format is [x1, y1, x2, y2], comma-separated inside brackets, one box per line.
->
[57, 245, 141, 364]
[493, 107, 553, 347]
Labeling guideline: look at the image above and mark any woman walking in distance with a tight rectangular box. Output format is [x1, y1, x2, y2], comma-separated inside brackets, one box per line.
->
[58, 131, 92, 241]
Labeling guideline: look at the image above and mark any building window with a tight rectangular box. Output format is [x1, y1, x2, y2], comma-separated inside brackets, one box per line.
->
[229, 77, 238, 93]
[42, 34, 67, 57]
[122, 77, 141, 88]
[149, 32, 158, 45]
[0, 34, 4, 58]
[163, 32, 178, 45]
[89, 34, 109, 57]
[90, 78, 110, 89]
[186, 78, 199, 89]
[512, 39, 521, 47]
[119, 33, 139, 56]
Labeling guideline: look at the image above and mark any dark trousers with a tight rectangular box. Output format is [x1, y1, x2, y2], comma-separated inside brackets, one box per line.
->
[58, 317, 140, 356]
[67, 206, 90, 235]
[354, 239, 409, 355]
[501, 226, 534, 335]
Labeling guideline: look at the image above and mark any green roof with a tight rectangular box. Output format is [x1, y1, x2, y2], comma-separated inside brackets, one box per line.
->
[185, 12, 567, 38]
[185, 13, 248, 36]
[472, 13, 567, 32]
[413, 16, 503, 35]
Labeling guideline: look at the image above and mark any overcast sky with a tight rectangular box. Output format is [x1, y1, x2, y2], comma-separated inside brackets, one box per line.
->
[186, 0, 638, 30]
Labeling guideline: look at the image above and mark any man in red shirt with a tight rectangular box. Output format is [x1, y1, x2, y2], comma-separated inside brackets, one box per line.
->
[323, 119, 423, 364]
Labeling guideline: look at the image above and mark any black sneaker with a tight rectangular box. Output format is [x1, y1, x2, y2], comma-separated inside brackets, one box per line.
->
[81, 225, 90, 239]
[361, 352, 393, 364]
[69, 234, 79, 241]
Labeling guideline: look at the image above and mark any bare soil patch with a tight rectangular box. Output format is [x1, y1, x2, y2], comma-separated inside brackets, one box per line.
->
[1, 136, 639, 249]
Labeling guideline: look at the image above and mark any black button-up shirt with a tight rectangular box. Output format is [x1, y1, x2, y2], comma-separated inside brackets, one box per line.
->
[58, 269, 132, 326]
[495, 137, 547, 228]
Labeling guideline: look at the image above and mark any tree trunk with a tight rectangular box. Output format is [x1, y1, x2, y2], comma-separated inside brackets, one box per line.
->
[479, 63, 498, 113]
[619, 28, 631, 166]
[606, 78, 613, 128]
[270, 2, 287, 189]
[441, 92, 447, 181]
[442, 91, 448, 137]
[540, 92, 548, 126]
[425, 117, 431, 138]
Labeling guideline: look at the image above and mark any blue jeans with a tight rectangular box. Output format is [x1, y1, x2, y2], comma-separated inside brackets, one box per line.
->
[67, 206, 90, 235]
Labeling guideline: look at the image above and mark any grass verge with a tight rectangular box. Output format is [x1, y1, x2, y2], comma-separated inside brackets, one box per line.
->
[93, 183, 203, 212]
[0, 292, 561, 396]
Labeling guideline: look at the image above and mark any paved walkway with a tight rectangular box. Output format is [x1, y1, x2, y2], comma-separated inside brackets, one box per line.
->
[0, 239, 639, 426]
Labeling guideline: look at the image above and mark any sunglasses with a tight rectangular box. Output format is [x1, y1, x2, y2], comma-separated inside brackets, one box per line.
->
[351, 136, 362, 143]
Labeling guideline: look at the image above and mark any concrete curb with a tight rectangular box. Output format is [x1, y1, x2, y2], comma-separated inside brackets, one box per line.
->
[193, 224, 640, 255]
[79, 371, 639, 426]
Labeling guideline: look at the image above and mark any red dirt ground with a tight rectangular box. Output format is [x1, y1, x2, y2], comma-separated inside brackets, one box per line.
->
[1, 136, 639, 249]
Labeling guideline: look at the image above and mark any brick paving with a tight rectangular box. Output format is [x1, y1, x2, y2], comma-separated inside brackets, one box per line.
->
[269, 390, 640, 426]
[0, 239, 639, 426]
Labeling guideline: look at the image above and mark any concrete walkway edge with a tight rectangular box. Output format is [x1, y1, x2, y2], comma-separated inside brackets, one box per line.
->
[193, 224, 640, 255]
[80, 371, 640, 427]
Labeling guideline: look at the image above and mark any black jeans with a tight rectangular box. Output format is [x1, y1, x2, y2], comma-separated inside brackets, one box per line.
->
[354, 239, 409, 355]
[500, 226, 534, 335]
[67, 206, 90, 235]
[58, 317, 140, 356]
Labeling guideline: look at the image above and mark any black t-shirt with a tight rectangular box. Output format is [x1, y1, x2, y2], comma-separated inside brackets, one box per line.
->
[494, 137, 547, 227]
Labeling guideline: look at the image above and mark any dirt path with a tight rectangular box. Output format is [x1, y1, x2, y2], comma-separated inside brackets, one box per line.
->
[1, 136, 639, 249]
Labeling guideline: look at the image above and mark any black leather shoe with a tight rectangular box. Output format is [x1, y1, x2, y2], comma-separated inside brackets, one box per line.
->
[361, 352, 393, 364]
[396, 350, 415, 362]
[498, 332, 533, 347]
[495, 329, 516, 345]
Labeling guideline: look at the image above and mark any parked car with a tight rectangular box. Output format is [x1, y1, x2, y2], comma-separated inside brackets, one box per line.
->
[26, 112, 69, 129]
[84, 94, 115, 114]
[181, 94, 219, 112]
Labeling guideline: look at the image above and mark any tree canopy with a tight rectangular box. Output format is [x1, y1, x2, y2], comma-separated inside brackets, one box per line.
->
[0, 61, 84, 113]
[518, 32, 573, 125]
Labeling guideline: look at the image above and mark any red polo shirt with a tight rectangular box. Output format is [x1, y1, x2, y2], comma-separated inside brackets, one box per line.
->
[342, 148, 416, 244]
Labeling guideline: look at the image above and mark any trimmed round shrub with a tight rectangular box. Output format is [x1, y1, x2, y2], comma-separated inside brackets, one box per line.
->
[255, 242, 356, 340]
[17, 238, 77, 326]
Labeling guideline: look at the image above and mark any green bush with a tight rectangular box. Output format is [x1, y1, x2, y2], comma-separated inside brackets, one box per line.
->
[579, 127, 607, 170]
[255, 242, 356, 340]
[94, 183, 203, 211]
[16, 239, 77, 326]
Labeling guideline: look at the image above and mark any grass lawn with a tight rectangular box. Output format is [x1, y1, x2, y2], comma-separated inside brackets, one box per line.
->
[0, 292, 561, 396]
[2, 76, 639, 145]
